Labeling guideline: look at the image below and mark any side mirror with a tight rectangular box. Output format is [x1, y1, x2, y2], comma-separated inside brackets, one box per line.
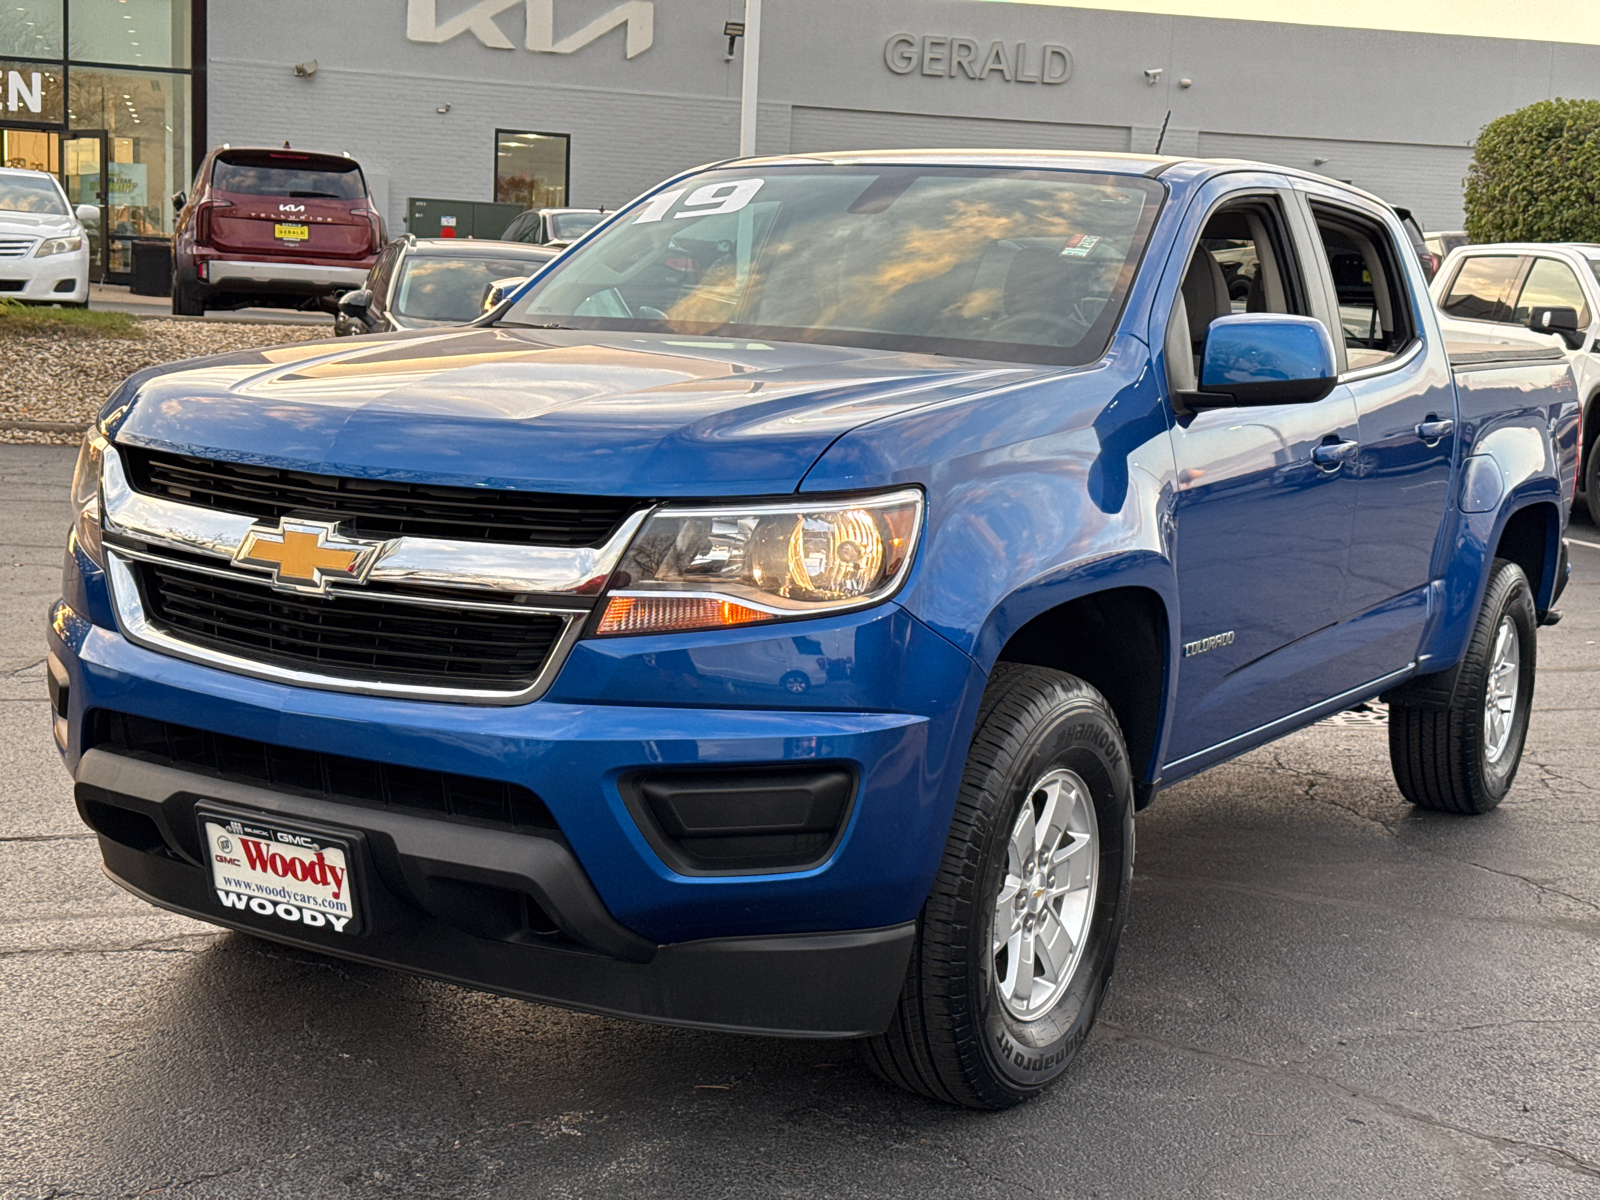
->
[1185, 314, 1339, 409]
[171, 191, 186, 213]
[337, 288, 374, 327]
[1527, 305, 1585, 351]
[74, 204, 99, 223]
[480, 276, 531, 314]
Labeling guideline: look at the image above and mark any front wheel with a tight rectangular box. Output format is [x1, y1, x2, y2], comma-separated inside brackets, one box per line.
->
[860, 664, 1134, 1109]
[1389, 558, 1537, 814]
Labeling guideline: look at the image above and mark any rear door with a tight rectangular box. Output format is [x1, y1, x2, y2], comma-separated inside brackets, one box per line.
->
[206, 151, 374, 260]
[1298, 187, 1457, 682]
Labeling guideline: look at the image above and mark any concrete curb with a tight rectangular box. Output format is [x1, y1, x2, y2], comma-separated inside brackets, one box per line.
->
[0, 420, 90, 433]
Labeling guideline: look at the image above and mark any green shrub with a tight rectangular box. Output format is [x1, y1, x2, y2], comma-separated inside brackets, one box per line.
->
[1464, 98, 1600, 243]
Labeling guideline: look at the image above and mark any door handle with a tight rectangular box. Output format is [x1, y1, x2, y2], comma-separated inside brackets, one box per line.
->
[1416, 417, 1454, 443]
[1312, 438, 1359, 470]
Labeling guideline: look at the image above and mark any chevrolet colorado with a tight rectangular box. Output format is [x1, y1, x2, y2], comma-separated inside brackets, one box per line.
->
[49, 152, 1577, 1108]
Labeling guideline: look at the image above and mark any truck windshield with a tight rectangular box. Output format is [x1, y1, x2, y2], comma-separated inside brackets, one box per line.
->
[502, 165, 1164, 365]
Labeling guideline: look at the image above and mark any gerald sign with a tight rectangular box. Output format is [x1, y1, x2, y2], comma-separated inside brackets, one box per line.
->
[884, 35, 1072, 84]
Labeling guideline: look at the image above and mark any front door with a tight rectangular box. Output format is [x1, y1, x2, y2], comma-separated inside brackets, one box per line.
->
[63, 132, 108, 282]
[1158, 182, 1364, 769]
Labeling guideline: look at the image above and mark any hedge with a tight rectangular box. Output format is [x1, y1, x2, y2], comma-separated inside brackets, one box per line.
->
[1464, 98, 1600, 243]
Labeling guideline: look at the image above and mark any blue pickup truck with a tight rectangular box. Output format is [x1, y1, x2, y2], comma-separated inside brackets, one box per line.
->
[49, 152, 1577, 1109]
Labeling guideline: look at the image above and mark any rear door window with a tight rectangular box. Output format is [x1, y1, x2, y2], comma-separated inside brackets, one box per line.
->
[1309, 204, 1418, 370]
[1511, 257, 1591, 327]
[1440, 256, 1523, 323]
[212, 153, 366, 200]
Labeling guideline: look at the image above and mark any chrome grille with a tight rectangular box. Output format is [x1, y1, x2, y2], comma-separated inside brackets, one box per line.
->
[0, 236, 37, 258]
[97, 442, 641, 704]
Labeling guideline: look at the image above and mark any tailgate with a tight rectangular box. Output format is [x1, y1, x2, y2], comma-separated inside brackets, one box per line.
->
[210, 195, 372, 258]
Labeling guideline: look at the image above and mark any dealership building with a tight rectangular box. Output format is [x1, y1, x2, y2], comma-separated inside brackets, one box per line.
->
[4, 0, 1600, 280]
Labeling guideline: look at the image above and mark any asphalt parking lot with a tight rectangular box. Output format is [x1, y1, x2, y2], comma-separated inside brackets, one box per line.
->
[2, 442, 1596, 1199]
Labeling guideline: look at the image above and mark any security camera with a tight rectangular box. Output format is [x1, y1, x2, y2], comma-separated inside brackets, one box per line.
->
[293, 59, 317, 77]
[1143, 68, 1163, 85]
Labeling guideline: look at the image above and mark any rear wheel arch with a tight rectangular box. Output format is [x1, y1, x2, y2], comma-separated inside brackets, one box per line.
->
[991, 585, 1171, 807]
[1494, 500, 1560, 613]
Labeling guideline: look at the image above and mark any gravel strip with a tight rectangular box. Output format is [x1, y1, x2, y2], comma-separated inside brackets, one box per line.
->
[0, 317, 332, 444]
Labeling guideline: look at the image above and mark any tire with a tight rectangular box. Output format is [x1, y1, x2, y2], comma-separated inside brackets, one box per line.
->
[171, 278, 205, 316]
[1389, 558, 1537, 814]
[1584, 433, 1600, 525]
[860, 664, 1135, 1109]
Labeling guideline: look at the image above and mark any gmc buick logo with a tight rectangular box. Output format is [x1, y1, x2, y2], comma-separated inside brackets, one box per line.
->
[407, 0, 654, 58]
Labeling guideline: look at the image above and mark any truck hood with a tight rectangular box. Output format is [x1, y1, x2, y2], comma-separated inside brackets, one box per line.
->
[105, 326, 1041, 495]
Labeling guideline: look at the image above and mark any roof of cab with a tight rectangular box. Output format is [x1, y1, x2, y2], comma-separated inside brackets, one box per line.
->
[719, 148, 1401, 211]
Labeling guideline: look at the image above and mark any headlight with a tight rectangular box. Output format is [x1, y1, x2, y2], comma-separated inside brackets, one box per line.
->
[596, 489, 924, 636]
[69, 431, 107, 567]
[35, 235, 83, 258]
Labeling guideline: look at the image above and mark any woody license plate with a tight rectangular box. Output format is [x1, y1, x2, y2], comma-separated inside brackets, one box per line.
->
[201, 809, 361, 935]
[273, 222, 309, 241]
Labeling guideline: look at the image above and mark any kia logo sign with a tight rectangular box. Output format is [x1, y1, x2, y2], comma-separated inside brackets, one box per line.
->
[407, 0, 654, 58]
[279, 203, 306, 213]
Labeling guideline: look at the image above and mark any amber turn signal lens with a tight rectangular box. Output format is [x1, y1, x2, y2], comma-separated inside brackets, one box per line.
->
[595, 595, 771, 636]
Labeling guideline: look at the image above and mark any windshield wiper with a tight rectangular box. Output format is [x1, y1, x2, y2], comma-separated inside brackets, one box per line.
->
[288, 190, 339, 198]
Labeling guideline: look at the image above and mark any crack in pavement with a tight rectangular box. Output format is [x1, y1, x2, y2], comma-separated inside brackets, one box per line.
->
[0, 934, 214, 960]
[121, 1165, 245, 1197]
[0, 833, 95, 843]
[1100, 1024, 1600, 1183]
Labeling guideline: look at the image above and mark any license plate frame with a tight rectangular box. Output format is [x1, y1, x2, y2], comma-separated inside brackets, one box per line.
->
[273, 222, 309, 241]
[197, 805, 365, 936]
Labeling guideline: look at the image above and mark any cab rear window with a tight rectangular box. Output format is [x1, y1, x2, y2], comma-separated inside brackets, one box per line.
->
[211, 152, 366, 200]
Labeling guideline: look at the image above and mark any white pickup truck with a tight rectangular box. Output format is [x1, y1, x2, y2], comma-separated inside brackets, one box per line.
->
[1432, 242, 1600, 518]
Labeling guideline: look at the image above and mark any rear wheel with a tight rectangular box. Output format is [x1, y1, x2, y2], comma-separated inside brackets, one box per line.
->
[171, 277, 204, 316]
[1389, 558, 1537, 814]
[860, 664, 1134, 1109]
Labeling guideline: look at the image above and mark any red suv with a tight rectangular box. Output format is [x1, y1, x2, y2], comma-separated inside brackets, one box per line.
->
[171, 146, 386, 315]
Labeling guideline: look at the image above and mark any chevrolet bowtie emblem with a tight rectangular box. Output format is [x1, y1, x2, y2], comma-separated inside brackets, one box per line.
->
[233, 518, 383, 594]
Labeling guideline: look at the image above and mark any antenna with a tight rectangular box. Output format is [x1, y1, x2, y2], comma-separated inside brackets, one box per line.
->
[1154, 110, 1172, 155]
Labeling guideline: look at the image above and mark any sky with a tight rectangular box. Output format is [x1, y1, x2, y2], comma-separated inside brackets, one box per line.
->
[977, 0, 1600, 47]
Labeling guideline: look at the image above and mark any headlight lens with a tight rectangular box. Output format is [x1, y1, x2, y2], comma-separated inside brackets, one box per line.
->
[69, 431, 107, 567]
[35, 235, 83, 258]
[596, 489, 923, 636]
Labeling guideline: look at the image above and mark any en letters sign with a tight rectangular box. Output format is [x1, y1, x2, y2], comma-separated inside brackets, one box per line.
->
[1, 65, 64, 123]
[884, 35, 1072, 84]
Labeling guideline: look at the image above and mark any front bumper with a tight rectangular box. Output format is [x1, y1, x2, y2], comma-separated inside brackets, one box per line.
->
[0, 246, 88, 302]
[79, 749, 914, 1036]
[50, 546, 985, 1034]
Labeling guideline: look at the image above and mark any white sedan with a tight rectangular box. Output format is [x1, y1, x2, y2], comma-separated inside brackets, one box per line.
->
[0, 167, 97, 306]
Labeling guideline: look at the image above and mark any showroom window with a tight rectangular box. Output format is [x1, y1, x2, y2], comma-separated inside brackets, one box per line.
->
[495, 129, 570, 210]
[0, 0, 195, 282]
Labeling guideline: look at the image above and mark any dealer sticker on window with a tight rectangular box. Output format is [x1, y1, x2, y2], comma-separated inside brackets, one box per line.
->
[1058, 234, 1101, 258]
[202, 813, 360, 935]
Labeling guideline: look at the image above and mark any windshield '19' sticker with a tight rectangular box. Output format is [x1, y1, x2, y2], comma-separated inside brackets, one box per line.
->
[634, 179, 765, 224]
